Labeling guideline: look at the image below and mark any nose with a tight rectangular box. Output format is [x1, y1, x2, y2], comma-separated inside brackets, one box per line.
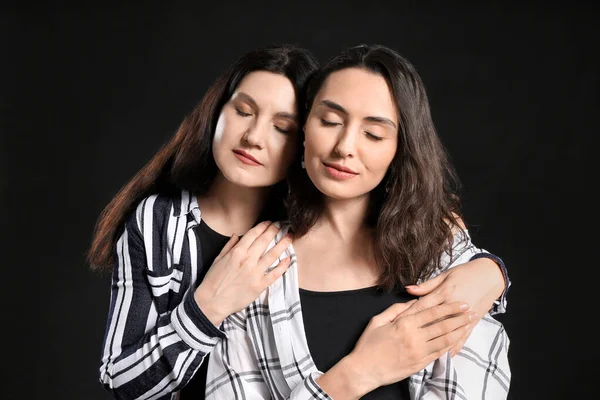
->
[242, 117, 268, 149]
[333, 125, 357, 157]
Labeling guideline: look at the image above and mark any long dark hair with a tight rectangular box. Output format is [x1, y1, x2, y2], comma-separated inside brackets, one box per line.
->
[89, 44, 319, 270]
[286, 44, 463, 288]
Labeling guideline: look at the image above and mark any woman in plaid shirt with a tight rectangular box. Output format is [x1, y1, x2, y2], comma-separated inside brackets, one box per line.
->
[207, 45, 510, 399]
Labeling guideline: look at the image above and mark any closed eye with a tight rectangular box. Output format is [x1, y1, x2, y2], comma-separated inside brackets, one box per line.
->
[275, 125, 291, 135]
[236, 108, 252, 117]
[320, 119, 340, 127]
[366, 131, 383, 141]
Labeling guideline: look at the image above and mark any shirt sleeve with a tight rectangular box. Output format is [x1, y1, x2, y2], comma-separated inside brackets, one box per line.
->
[206, 305, 333, 400]
[409, 315, 511, 399]
[469, 251, 511, 315]
[409, 232, 511, 399]
[422, 230, 509, 315]
[99, 200, 225, 400]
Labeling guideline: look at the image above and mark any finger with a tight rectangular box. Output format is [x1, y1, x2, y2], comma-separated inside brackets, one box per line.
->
[399, 290, 447, 318]
[426, 322, 471, 356]
[449, 315, 479, 357]
[258, 233, 293, 270]
[423, 311, 477, 341]
[449, 326, 471, 358]
[260, 257, 291, 287]
[213, 235, 240, 263]
[410, 301, 470, 328]
[235, 221, 272, 250]
[405, 271, 447, 295]
[370, 300, 418, 328]
[247, 223, 282, 260]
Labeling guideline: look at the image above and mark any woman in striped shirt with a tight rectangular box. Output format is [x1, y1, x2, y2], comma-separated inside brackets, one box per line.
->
[207, 45, 510, 399]
[89, 44, 509, 399]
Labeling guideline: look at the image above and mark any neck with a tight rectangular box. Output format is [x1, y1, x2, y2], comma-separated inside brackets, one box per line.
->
[295, 194, 380, 291]
[197, 173, 270, 236]
[315, 194, 371, 242]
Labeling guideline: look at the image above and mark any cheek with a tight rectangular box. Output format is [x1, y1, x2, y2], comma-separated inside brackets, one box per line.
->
[365, 142, 397, 174]
[304, 124, 332, 158]
[213, 112, 227, 143]
[214, 109, 248, 147]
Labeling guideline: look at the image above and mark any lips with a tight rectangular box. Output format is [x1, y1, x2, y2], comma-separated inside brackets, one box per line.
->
[323, 162, 358, 180]
[233, 149, 262, 166]
[323, 162, 358, 174]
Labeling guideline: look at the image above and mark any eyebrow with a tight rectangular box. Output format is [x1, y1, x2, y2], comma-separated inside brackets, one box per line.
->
[236, 92, 297, 121]
[319, 99, 397, 129]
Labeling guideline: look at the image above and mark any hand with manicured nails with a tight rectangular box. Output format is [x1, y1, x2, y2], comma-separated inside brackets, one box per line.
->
[320, 301, 476, 398]
[405, 257, 505, 356]
[194, 221, 293, 327]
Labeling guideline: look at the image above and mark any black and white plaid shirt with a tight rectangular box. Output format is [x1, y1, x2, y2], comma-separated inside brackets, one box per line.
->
[206, 224, 511, 399]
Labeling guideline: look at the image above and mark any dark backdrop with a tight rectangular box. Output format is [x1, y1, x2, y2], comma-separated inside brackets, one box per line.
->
[2, 2, 597, 399]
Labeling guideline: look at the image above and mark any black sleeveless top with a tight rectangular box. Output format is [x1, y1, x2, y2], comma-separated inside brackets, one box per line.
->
[300, 285, 418, 399]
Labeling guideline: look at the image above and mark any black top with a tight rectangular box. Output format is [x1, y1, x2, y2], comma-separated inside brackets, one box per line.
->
[180, 219, 230, 399]
[300, 285, 418, 399]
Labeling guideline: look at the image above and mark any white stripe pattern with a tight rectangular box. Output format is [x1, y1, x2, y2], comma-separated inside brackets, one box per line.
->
[98, 190, 227, 399]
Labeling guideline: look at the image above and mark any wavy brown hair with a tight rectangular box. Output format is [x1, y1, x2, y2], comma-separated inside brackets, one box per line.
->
[88, 44, 319, 271]
[286, 44, 463, 288]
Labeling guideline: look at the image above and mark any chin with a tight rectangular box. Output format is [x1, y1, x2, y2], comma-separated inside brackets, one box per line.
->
[311, 180, 351, 200]
[224, 168, 280, 189]
[225, 170, 258, 187]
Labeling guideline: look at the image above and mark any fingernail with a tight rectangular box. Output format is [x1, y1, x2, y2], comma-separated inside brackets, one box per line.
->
[460, 303, 469, 310]
[405, 285, 418, 289]
[449, 350, 456, 358]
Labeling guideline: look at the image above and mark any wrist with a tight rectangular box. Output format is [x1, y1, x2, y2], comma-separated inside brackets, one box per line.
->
[194, 286, 227, 327]
[317, 354, 376, 399]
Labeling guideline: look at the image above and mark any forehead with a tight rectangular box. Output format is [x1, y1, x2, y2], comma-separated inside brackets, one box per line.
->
[234, 71, 297, 112]
[317, 68, 398, 121]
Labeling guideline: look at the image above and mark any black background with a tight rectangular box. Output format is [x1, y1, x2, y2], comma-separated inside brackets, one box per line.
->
[2, 1, 598, 399]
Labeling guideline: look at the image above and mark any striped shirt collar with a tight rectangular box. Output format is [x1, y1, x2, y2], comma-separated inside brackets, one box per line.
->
[170, 189, 202, 226]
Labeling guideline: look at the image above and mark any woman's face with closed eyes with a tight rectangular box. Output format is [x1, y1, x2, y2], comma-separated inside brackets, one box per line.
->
[303, 67, 399, 201]
[212, 71, 299, 188]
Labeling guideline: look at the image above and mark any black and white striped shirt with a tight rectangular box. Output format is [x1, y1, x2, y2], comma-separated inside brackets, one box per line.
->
[100, 190, 227, 400]
[98, 189, 510, 399]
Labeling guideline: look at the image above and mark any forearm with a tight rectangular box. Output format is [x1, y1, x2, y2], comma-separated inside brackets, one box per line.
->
[440, 231, 511, 314]
[99, 219, 225, 399]
[100, 291, 225, 399]
[469, 252, 511, 314]
[468, 256, 505, 298]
